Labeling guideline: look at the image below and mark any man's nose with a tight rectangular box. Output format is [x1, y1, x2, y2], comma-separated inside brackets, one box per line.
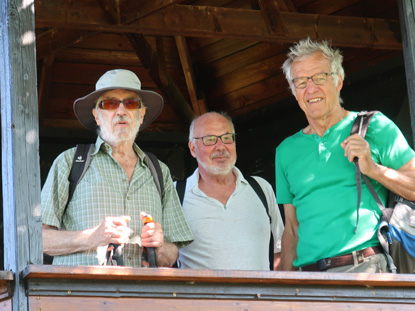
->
[305, 78, 318, 92]
[214, 138, 225, 149]
[116, 102, 128, 115]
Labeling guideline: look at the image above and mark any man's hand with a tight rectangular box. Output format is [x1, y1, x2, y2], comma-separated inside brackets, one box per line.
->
[139, 212, 178, 267]
[140, 212, 164, 248]
[91, 215, 131, 247]
[43, 215, 131, 256]
[341, 134, 376, 175]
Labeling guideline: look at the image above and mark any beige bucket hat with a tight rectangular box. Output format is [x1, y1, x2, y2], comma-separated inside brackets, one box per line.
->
[73, 69, 164, 131]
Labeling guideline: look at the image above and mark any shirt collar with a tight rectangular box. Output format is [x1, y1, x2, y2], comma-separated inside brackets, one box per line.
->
[188, 166, 245, 191]
[93, 136, 147, 165]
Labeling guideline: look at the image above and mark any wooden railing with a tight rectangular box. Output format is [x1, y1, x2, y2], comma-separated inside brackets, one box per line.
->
[23, 265, 415, 311]
[0, 271, 14, 311]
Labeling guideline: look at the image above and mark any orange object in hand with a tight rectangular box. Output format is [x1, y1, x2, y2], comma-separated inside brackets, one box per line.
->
[142, 214, 154, 225]
[141, 213, 157, 268]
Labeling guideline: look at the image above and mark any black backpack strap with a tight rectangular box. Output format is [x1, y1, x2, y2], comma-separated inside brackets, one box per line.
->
[245, 176, 274, 270]
[144, 152, 164, 200]
[176, 179, 187, 205]
[350, 110, 378, 137]
[350, 111, 378, 233]
[66, 143, 94, 213]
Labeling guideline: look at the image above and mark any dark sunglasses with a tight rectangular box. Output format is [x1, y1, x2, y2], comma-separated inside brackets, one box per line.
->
[97, 98, 142, 110]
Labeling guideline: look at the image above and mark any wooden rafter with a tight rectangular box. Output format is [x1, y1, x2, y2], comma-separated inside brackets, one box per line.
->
[258, 0, 287, 35]
[34, 2, 402, 50]
[127, 33, 195, 125]
[175, 36, 207, 116]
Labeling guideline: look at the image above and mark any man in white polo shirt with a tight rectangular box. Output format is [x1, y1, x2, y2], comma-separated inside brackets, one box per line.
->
[177, 112, 284, 270]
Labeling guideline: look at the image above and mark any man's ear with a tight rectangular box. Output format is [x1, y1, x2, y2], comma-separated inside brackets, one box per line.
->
[139, 107, 147, 125]
[336, 74, 344, 93]
[189, 140, 197, 158]
[92, 108, 100, 126]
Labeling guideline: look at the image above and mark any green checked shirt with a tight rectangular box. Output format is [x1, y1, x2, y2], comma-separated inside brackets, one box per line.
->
[41, 136, 193, 266]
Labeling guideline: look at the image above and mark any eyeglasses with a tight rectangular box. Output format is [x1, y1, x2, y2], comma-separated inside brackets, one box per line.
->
[193, 133, 236, 146]
[97, 98, 142, 110]
[292, 73, 334, 89]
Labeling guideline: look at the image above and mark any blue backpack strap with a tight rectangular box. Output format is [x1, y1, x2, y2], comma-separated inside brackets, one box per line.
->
[245, 176, 274, 271]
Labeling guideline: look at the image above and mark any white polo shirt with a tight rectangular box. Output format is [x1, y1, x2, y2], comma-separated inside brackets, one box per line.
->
[177, 167, 284, 270]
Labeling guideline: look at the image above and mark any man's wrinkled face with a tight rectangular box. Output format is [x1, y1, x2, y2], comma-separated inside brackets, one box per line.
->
[291, 52, 343, 121]
[189, 113, 236, 176]
[93, 89, 146, 145]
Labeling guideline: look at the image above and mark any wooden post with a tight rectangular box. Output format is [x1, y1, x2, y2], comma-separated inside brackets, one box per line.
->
[0, 1, 43, 310]
[398, 0, 415, 146]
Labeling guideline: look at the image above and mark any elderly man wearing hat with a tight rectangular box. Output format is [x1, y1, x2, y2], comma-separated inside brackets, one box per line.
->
[41, 69, 193, 267]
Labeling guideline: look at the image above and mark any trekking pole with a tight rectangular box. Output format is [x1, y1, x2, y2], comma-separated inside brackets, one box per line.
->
[141, 214, 157, 267]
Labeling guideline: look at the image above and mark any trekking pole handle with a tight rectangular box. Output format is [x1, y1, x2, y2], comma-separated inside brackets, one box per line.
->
[142, 214, 157, 267]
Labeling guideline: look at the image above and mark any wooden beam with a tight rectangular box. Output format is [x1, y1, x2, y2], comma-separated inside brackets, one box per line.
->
[175, 36, 207, 116]
[0, 1, 42, 311]
[34, 2, 402, 50]
[398, 0, 415, 147]
[127, 33, 195, 125]
[156, 36, 168, 85]
[258, 0, 287, 35]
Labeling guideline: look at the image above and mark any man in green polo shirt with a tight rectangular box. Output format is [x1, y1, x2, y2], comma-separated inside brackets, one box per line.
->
[276, 38, 415, 272]
[41, 69, 193, 267]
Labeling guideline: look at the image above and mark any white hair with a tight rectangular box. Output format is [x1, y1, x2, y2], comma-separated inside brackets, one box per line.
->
[188, 111, 235, 141]
[282, 38, 345, 99]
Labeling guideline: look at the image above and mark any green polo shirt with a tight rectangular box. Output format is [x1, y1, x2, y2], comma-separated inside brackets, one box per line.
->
[42, 136, 193, 266]
[276, 111, 415, 267]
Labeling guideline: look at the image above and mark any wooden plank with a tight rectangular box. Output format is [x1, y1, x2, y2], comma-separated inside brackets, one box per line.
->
[55, 48, 144, 66]
[201, 42, 287, 79]
[97, 0, 186, 25]
[0, 1, 42, 311]
[36, 29, 97, 60]
[0, 299, 11, 310]
[51, 62, 156, 86]
[207, 52, 287, 99]
[22, 265, 415, 308]
[189, 39, 257, 63]
[210, 74, 288, 113]
[398, 0, 415, 147]
[298, 0, 361, 15]
[34, 2, 402, 50]
[22, 265, 415, 287]
[28, 296, 415, 311]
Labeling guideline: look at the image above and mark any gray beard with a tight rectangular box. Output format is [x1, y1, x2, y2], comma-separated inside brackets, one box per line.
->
[197, 157, 236, 176]
[97, 113, 141, 145]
